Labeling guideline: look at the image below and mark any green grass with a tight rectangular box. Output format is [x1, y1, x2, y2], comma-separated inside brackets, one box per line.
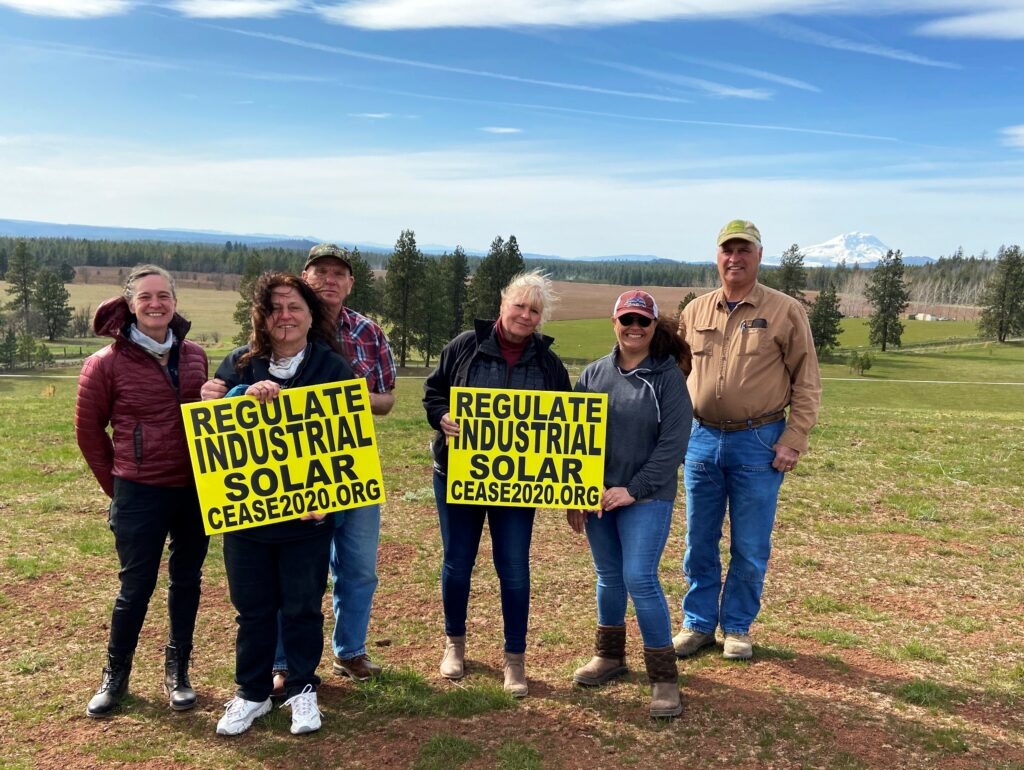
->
[2, 333, 1023, 769]
[342, 668, 515, 717]
[543, 316, 985, 364]
[413, 735, 481, 770]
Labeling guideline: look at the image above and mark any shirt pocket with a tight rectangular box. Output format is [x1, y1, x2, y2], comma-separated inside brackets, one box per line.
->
[690, 325, 717, 357]
[737, 327, 768, 356]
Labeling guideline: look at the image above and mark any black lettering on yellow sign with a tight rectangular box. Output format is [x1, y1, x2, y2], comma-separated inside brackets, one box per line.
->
[182, 380, 385, 536]
[446, 387, 607, 509]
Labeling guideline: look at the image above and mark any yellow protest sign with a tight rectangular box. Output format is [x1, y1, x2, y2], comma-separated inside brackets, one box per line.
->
[447, 387, 607, 509]
[181, 379, 385, 535]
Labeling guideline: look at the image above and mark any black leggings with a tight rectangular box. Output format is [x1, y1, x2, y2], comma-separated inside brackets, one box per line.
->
[107, 478, 210, 656]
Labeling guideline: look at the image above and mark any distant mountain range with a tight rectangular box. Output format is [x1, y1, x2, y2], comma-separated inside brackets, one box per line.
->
[0, 218, 934, 267]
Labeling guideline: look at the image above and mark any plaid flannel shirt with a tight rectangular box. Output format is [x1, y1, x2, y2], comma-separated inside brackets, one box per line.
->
[336, 306, 397, 394]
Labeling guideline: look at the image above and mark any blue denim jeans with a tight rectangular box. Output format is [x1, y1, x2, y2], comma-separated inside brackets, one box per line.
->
[433, 471, 534, 654]
[585, 499, 674, 649]
[682, 418, 785, 635]
[273, 504, 381, 670]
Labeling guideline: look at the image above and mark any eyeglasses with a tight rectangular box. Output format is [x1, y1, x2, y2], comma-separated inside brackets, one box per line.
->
[617, 313, 653, 328]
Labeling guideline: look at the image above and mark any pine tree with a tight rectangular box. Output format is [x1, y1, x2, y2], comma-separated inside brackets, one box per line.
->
[808, 282, 843, 355]
[0, 327, 17, 369]
[382, 229, 426, 367]
[439, 246, 470, 338]
[233, 253, 264, 345]
[34, 268, 73, 341]
[774, 244, 807, 302]
[468, 235, 525, 320]
[415, 260, 452, 368]
[5, 241, 37, 331]
[865, 250, 910, 351]
[345, 247, 379, 317]
[678, 291, 697, 316]
[978, 245, 1024, 343]
[16, 332, 36, 367]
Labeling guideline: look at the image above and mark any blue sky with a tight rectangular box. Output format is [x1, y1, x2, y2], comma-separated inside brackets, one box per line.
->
[1, 1, 1022, 260]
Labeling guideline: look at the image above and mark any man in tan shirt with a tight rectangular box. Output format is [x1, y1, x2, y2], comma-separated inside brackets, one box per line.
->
[673, 220, 821, 660]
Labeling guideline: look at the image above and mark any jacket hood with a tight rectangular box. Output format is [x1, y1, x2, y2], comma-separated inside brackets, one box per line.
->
[609, 345, 679, 375]
[92, 296, 193, 341]
[473, 318, 555, 354]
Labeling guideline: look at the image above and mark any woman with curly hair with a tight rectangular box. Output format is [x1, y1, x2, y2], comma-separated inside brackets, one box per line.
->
[207, 272, 354, 737]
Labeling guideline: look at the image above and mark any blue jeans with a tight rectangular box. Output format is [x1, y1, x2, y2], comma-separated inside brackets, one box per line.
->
[273, 504, 381, 670]
[682, 418, 785, 635]
[585, 499, 674, 649]
[433, 471, 534, 654]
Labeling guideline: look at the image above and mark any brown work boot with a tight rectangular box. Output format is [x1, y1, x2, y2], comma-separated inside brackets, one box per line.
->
[439, 635, 465, 680]
[503, 652, 528, 698]
[573, 625, 628, 686]
[672, 628, 716, 658]
[723, 633, 753, 660]
[644, 645, 682, 718]
[333, 653, 382, 681]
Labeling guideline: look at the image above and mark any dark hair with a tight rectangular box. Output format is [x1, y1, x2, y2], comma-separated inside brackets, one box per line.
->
[237, 272, 340, 370]
[649, 316, 692, 368]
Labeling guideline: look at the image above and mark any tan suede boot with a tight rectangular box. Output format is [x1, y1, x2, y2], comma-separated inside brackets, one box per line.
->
[439, 635, 465, 680]
[644, 645, 682, 718]
[503, 652, 528, 698]
[573, 625, 629, 686]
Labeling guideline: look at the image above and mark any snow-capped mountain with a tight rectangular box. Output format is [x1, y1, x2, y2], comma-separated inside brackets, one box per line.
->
[799, 232, 890, 267]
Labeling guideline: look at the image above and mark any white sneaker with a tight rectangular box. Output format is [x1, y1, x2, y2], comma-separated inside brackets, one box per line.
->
[283, 684, 322, 735]
[216, 696, 272, 736]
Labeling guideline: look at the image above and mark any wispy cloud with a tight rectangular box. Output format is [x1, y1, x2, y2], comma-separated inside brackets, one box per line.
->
[757, 17, 961, 69]
[597, 60, 773, 100]
[349, 112, 393, 119]
[1001, 125, 1024, 149]
[917, 9, 1024, 40]
[170, 0, 302, 18]
[218, 27, 692, 104]
[5, 38, 182, 68]
[481, 127, 521, 134]
[667, 55, 821, 93]
[0, 0, 130, 17]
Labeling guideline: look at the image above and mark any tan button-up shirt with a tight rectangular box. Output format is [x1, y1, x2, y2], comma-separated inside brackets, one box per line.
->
[678, 282, 821, 453]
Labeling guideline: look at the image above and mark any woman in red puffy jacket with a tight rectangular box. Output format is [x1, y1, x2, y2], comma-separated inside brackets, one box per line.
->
[75, 265, 209, 719]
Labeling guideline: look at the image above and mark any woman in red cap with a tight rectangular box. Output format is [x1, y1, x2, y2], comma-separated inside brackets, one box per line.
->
[567, 290, 692, 718]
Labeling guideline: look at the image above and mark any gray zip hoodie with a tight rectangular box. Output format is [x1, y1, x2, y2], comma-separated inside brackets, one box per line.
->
[575, 348, 692, 502]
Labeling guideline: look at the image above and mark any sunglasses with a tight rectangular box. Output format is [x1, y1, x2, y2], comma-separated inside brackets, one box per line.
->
[617, 313, 653, 328]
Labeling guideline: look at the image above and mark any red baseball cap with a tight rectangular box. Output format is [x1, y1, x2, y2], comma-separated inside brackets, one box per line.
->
[612, 290, 658, 321]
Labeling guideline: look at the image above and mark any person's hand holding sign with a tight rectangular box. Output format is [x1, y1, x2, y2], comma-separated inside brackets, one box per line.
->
[245, 379, 282, 404]
[601, 486, 636, 512]
[440, 412, 460, 443]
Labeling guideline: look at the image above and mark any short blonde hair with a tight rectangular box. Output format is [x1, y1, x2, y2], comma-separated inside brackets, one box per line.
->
[500, 269, 558, 324]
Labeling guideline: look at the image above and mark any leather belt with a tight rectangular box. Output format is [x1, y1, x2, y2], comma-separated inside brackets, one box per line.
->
[695, 410, 785, 432]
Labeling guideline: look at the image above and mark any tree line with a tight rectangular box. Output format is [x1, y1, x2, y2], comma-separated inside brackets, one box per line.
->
[3, 234, 1022, 370]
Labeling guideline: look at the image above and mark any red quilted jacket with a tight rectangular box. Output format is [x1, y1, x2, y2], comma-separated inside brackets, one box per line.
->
[75, 297, 209, 497]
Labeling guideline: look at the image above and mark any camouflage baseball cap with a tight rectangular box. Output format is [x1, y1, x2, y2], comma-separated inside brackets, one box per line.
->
[717, 220, 762, 247]
[304, 243, 353, 271]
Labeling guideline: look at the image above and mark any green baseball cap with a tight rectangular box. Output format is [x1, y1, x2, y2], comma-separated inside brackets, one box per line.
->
[717, 219, 762, 247]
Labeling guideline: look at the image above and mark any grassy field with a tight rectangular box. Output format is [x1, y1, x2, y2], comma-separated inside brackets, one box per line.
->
[0, 338, 1022, 769]
[546, 317, 983, 365]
